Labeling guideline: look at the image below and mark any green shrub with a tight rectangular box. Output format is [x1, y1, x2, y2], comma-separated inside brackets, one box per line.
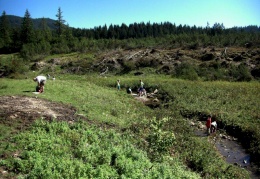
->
[229, 64, 252, 81]
[0, 120, 199, 178]
[51, 40, 70, 54]
[0, 55, 28, 77]
[251, 66, 260, 79]
[121, 60, 136, 74]
[175, 62, 199, 81]
[77, 38, 88, 53]
[187, 42, 199, 50]
[147, 117, 176, 161]
[20, 41, 51, 61]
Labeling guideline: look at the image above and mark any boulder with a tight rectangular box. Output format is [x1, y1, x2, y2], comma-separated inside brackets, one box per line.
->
[49, 58, 61, 64]
[31, 62, 47, 70]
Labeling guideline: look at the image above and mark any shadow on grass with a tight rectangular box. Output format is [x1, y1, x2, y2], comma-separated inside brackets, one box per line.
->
[23, 90, 35, 93]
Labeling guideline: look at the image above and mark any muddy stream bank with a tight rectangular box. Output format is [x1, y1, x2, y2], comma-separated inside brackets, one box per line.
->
[193, 121, 260, 179]
[133, 92, 260, 178]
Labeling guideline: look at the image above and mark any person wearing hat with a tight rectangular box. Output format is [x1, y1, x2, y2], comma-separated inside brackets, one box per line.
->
[33, 75, 46, 93]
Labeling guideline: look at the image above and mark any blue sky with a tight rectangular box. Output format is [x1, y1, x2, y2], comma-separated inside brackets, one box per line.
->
[0, 0, 259, 29]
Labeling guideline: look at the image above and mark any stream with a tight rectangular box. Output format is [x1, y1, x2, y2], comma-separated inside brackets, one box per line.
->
[194, 125, 260, 179]
[134, 93, 260, 178]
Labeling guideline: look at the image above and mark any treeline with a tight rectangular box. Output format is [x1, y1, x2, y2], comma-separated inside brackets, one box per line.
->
[0, 8, 260, 59]
[72, 22, 260, 40]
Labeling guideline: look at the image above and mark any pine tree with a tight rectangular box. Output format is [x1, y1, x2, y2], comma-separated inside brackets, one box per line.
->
[38, 17, 52, 42]
[0, 11, 11, 47]
[11, 28, 21, 51]
[146, 21, 153, 37]
[107, 24, 115, 39]
[120, 23, 128, 39]
[128, 24, 135, 38]
[55, 7, 66, 36]
[64, 23, 76, 49]
[20, 9, 35, 44]
[211, 23, 225, 36]
[100, 24, 108, 39]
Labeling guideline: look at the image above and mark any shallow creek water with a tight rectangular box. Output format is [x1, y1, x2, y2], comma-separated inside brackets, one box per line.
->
[194, 129, 259, 179]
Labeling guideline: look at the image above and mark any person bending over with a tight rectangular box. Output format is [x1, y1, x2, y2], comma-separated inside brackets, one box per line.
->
[33, 75, 46, 93]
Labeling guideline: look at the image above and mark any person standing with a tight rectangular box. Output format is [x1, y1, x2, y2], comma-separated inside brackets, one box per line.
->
[33, 75, 46, 93]
[206, 115, 212, 135]
[140, 79, 144, 89]
[117, 80, 120, 90]
[138, 79, 144, 96]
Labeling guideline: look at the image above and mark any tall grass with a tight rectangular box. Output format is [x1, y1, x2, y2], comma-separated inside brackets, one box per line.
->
[0, 74, 256, 178]
[0, 75, 151, 127]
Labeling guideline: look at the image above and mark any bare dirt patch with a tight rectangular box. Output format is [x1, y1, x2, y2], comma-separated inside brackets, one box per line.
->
[0, 95, 119, 132]
[0, 96, 77, 129]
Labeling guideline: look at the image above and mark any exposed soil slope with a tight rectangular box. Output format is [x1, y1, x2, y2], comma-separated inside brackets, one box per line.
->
[90, 47, 260, 77]
[31, 47, 260, 80]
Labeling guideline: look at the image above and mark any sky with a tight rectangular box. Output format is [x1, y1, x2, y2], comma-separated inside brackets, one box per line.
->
[0, 0, 259, 29]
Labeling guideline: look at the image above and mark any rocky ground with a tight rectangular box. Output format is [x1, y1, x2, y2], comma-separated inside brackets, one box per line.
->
[93, 46, 260, 77]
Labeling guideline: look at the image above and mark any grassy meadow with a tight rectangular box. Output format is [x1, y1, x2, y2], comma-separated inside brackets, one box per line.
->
[0, 71, 259, 178]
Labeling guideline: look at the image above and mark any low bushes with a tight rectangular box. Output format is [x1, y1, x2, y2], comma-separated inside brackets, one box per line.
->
[0, 55, 28, 77]
[0, 119, 199, 178]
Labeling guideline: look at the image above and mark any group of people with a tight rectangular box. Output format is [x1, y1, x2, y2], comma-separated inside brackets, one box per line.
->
[117, 79, 146, 97]
[206, 115, 217, 135]
[34, 76, 218, 135]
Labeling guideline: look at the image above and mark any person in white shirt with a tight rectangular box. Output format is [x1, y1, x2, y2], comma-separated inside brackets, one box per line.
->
[211, 121, 217, 133]
[33, 75, 46, 93]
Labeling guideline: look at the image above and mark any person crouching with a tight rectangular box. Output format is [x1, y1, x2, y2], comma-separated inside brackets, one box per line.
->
[211, 120, 217, 133]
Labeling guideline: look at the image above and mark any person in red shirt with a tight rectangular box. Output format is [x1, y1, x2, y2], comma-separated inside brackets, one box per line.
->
[206, 115, 212, 135]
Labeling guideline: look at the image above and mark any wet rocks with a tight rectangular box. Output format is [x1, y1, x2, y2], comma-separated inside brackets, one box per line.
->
[219, 134, 238, 141]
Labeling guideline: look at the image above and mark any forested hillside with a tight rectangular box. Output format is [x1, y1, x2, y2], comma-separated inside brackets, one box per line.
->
[5, 15, 56, 30]
[0, 8, 260, 81]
